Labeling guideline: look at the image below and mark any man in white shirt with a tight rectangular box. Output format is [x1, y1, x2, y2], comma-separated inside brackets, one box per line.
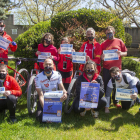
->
[105, 66, 140, 113]
[35, 58, 67, 122]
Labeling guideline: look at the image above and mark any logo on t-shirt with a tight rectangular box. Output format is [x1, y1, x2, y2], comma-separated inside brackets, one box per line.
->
[44, 83, 49, 87]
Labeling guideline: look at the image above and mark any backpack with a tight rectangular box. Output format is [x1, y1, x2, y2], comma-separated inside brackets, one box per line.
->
[111, 69, 136, 91]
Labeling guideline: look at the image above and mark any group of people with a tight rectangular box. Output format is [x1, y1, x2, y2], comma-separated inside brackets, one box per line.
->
[0, 18, 139, 123]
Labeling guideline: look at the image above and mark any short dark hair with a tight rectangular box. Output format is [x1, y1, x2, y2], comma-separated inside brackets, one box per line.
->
[41, 33, 54, 45]
[0, 63, 7, 71]
[109, 66, 120, 74]
[84, 60, 98, 73]
[105, 26, 115, 33]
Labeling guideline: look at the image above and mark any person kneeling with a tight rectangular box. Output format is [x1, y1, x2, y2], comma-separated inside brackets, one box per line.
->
[105, 67, 140, 113]
[35, 58, 67, 122]
[0, 64, 22, 123]
[73, 61, 107, 118]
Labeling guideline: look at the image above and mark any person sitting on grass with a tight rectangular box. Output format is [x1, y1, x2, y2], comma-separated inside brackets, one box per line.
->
[35, 58, 67, 122]
[73, 61, 107, 118]
[105, 66, 140, 113]
[0, 63, 22, 123]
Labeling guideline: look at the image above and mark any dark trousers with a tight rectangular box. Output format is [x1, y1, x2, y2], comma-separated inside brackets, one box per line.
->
[103, 68, 118, 104]
[73, 96, 107, 113]
[36, 101, 43, 122]
[0, 94, 17, 117]
[121, 100, 135, 110]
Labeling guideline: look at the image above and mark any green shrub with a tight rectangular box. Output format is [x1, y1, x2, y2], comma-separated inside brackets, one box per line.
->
[125, 32, 132, 47]
[122, 57, 140, 79]
[50, 8, 125, 48]
[14, 20, 51, 70]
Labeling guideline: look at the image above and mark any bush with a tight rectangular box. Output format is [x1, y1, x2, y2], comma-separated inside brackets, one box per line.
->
[122, 57, 140, 79]
[50, 8, 125, 48]
[125, 32, 132, 47]
[14, 20, 51, 70]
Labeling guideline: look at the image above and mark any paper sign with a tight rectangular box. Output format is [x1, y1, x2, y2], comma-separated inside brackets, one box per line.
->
[0, 87, 6, 99]
[42, 91, 63, 123]
[103, 49, 119, 61]
[0, 36, 10, 50]
[79, 82, 100, 108]
[60, 44, 73, 54]
[115, 88, 134, 101]
[37, 52, 51, 62]
[72, 52, 86, 64]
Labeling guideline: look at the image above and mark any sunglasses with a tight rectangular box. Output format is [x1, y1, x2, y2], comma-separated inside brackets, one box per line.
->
[85, 69, 95, 73]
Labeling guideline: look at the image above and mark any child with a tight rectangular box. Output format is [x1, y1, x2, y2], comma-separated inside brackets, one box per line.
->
[57, 37, 74, 90]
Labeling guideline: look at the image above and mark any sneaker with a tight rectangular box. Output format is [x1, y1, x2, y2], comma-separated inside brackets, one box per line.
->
[91, 109, 99, 118]
[80, 110, 86, 116]
[114, 104, 121, 108]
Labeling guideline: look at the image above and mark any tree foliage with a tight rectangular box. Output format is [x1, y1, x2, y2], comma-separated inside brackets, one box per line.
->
[96, 0, 140, 28]
[14, 0, 81, 24]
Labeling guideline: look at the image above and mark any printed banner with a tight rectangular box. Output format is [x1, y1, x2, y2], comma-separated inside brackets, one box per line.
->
[0, 87, 6, 99]
[37, 52, 51, 62]
[60, 44, 73, 54]
[72, 52, 86, 64]
[0, 36, 10, 50]
[103, 49, 119, 61]
[79, 82, 100, 108]
[115, 88, 134, 101]
[42, 91, 63, 123]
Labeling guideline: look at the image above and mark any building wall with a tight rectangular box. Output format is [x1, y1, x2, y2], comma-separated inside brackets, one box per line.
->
[125, 27, 140, 48]
[4, 14, 29, 40]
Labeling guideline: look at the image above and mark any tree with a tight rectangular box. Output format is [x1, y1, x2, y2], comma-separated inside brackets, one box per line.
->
[13, 0, 81, 24]
[96, 0, 140, 28]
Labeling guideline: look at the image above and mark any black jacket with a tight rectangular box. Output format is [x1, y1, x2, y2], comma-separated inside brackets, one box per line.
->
[76, 74, 104, 99]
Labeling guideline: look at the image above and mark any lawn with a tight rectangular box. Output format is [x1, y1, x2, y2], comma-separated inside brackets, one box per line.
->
[0, 57, 140, 140]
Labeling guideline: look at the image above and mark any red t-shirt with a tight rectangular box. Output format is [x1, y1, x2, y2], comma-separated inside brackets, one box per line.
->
[57, 54, 73, 72]
[101, 38, 127, 70]
[35, 43, 58, 70]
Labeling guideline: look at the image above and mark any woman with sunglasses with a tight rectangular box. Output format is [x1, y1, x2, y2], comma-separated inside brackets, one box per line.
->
[73, 61, 107, 118]
[35, 33, 58, 71]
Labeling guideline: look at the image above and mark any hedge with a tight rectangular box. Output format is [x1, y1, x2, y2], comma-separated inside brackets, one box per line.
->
[14, 20, 51, 70]
[50, 8, 125, 48]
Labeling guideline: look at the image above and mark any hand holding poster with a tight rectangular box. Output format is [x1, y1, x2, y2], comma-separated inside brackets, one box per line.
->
[37, 52, 51, 62]
[115, 88, 134, 101]
[0, 87, 6, 99]
[60, 44, 73, 54]
[72, 52, 86, 64]
[42, 91, 63, 123]
[79, 82, 100, 108]
[0, 36, 10, 50]
[103, 49, 119, 61]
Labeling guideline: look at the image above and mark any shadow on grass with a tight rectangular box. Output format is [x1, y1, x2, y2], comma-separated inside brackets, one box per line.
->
[96, 107, 140, 132]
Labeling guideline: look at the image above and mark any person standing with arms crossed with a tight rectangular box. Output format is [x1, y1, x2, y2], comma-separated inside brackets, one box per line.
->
[101, 26, 127, 108]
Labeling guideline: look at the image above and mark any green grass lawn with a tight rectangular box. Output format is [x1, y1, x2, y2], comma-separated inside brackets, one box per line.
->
[1, 57, 140, 140]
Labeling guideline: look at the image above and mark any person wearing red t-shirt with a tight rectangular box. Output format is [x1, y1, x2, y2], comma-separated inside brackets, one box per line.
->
[0, 20, 17, 65]
[101, 26, 127, 108]
[35, 33, 58, 71]
[57, 37, 74, 90]
[0, 63, 22, 123]
[79, 27, 101, 74]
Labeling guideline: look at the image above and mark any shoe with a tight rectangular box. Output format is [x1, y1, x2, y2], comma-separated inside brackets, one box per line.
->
[105, 107, 110, 113]
[9, 116, 17, 123]
[80, 110, 86, 116]
[91, 109, 99, 118]
[114, 104, 121, 108]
